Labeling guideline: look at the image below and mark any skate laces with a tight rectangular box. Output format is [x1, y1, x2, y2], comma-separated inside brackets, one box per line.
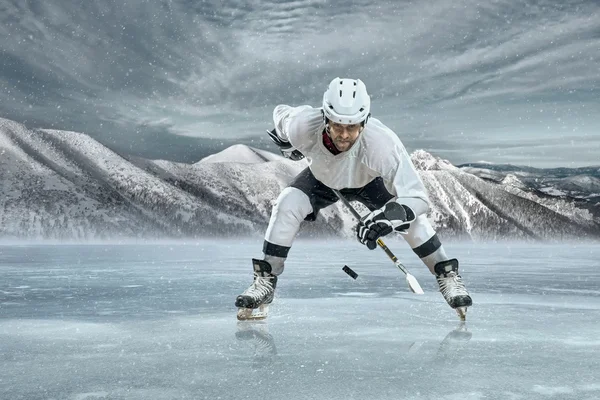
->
[244, 273, 274, 300]
[437, 272, 469, 297]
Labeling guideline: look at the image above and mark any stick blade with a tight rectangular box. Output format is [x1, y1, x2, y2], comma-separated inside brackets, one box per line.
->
[406, 273, 424, 294]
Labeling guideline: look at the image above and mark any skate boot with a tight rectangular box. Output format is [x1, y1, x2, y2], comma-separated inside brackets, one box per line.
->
[235, 259, 278, 320]
[434, 259, 472, 321]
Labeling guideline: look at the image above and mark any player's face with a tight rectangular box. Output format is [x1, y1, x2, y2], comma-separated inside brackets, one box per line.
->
[328, 121, 362, 152]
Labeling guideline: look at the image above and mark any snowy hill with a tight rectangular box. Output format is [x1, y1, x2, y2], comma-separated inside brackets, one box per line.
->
[0, 118, 345, 239]
[458, 162, 600, 220]
[196, 144, 284, 164]
[1, 117, 599, 240]
[459, 162, 600, 200]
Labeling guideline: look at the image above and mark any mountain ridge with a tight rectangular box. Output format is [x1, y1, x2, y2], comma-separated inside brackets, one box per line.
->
[1, 117, 598, 240]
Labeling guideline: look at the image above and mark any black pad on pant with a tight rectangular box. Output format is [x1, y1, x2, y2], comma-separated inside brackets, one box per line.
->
[412, 234, 442, 258]
[289, 167, 394, 220]
[263, 241, 291, 258]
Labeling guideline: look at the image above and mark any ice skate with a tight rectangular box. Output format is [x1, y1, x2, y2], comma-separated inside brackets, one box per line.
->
[434, 259, 472, 321]
[235, 259, 278, 321]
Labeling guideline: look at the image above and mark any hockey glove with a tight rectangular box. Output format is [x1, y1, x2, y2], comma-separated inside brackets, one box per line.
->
[282, 148, 305, 161]
[267, 129, 305, 161]
[356, 202, 414, 250]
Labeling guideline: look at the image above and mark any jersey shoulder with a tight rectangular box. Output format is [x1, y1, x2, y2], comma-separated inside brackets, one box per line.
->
[287, 106, 325, 147]
[360, 118, 409, 174]
[362, 117, 406, 153]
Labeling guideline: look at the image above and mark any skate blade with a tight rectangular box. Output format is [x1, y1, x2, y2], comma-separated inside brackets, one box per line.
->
[237, 305, 269, 321]
[456, 307, 467, 321]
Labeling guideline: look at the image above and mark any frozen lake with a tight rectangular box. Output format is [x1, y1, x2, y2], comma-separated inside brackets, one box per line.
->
[1, 239, 599, 400]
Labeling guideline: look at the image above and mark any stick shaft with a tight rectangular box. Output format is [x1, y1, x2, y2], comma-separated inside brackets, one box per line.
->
[376, 239, 409, 275]
[333, 189, 424, 294]
[332, 190, 407, 274]
[334, 190, 361, 219]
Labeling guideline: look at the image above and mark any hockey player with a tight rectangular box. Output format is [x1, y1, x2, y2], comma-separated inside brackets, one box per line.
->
[236, 77, 472, 320]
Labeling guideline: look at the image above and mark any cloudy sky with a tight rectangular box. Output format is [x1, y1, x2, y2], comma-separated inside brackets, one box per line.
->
[1, 0, 599, 167]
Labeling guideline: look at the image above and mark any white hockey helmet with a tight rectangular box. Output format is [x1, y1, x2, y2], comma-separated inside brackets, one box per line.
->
[322, 77, 371, 125]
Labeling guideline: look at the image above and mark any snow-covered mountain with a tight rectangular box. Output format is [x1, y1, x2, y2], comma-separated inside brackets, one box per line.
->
[1, 117, 598, 241]
[458, 162, 600, 221]
[196, 144, 283, 164]
[459, 163, 600, 201]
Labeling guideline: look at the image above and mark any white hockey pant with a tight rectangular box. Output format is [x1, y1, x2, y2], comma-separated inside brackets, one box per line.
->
[263, 187, 449, 275]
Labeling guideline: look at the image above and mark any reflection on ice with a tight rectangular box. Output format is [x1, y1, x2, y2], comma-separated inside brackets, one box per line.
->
[235, 320, 474, 371]
[236, 322, 278, 368]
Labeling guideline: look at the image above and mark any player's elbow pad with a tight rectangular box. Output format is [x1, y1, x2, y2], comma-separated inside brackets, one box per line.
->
[267, 128, 305, 160]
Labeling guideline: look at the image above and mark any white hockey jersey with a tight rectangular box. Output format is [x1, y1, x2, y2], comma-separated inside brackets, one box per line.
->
[273, 105, 430, 216]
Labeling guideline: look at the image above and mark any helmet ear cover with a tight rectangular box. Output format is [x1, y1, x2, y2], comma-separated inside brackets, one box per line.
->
[362, 113, 370, 126]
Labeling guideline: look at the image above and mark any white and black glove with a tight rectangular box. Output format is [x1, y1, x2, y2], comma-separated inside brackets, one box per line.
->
[356, 202, 414, 250]
[267, 129, 305, 161]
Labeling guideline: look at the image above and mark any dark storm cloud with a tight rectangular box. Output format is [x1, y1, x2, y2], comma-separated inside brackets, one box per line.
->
[1, 0, 599, 166]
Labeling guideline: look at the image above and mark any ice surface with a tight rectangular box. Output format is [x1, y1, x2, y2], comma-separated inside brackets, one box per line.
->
[0, 240, 599, 400]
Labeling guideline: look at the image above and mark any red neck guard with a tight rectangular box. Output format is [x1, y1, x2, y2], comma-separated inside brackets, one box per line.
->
[322, 129, 341, 155]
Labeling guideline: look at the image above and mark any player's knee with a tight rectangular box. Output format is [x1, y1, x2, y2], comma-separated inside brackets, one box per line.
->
[273, 187, 313, 221]
[403, 215, 437, 247]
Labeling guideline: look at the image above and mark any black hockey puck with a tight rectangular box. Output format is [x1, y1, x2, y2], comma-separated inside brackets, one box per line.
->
[342, 265, 358, 280]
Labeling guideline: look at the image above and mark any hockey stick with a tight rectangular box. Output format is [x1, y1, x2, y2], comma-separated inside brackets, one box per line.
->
[332, 189, 424, 295]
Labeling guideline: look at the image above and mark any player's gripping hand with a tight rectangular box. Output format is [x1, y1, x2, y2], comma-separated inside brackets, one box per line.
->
[356, 202, 414, 250]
